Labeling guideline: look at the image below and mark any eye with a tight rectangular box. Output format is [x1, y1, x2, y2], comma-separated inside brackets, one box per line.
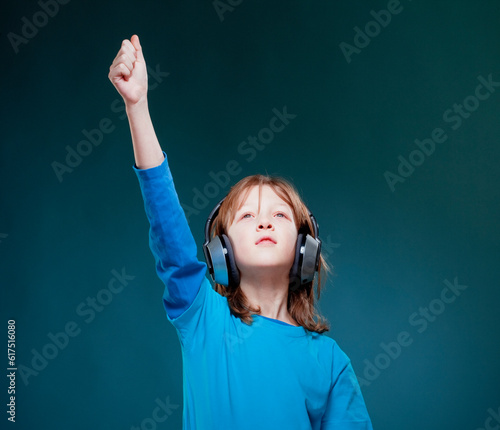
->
[275, 212, 286, 218]
[241, 213, 253, 219]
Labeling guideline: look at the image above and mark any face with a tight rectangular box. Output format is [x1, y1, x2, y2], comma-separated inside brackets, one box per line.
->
[226, 185, 298, 276]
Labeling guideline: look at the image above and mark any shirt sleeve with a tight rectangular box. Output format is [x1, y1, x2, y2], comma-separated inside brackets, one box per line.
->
[321, 344, 374, 429]
[133, 152, 208, 320]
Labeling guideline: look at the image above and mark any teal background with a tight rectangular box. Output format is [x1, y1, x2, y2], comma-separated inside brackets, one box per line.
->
[2, 0, 500, 429]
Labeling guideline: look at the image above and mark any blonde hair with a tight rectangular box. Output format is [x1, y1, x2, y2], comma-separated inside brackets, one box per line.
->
[211, 174, 332, 333]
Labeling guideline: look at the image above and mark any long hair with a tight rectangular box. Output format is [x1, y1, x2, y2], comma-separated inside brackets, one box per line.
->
[211, 174, 332, 334]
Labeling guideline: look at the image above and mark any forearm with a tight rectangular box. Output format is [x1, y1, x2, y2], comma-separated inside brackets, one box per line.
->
[126, 99, 165, 170]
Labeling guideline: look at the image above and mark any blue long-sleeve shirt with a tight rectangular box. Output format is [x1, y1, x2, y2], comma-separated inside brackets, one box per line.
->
[134, 153, 373, 430]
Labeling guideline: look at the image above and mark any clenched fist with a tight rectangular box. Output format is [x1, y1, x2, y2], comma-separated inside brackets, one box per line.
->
[108, 35, 148, 106]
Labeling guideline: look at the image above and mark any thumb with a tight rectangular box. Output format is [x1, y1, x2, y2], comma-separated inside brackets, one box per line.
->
[131, 34, 145, 62]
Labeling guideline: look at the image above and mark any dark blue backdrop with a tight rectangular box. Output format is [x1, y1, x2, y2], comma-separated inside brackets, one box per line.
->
[2, 1, 499, 429]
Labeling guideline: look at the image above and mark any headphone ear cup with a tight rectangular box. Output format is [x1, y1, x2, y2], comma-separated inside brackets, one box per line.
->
[289, 233, 305, 291]
[205, 235, 229, 286]
[301, 234, 320, 284]
[221, 234, 240, 288]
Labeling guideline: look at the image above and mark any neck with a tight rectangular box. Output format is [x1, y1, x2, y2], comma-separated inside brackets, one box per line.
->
[239, 268, 298, 326]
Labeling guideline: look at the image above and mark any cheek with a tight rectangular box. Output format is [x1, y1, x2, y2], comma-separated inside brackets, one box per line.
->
[286, 233, 298, 258]
[227, 228, 248, 256]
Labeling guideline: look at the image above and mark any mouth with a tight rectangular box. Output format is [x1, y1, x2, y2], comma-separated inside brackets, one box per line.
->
[256, 237, 277, 245]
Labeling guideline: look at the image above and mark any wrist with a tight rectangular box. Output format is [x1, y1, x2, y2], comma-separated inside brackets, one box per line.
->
[125, 97, 149, 115]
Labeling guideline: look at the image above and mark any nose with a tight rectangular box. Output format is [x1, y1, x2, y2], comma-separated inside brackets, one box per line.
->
[257, 214, 274, 230]
[258, 223, 273, 230]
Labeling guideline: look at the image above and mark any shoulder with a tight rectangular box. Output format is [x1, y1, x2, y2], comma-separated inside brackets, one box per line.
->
[307, 330, 337, 349]
[308, 332, 351, 371]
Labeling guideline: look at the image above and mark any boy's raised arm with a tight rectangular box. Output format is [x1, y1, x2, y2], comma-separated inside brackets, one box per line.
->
[108, 35, 208, 320]
[108, 35, 164, 169]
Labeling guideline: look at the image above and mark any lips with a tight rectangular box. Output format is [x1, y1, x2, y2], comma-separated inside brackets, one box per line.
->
[256, 236, 277, 245]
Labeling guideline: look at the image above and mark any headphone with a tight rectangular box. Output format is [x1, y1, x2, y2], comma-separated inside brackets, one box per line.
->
[202, 196, 322, 291]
